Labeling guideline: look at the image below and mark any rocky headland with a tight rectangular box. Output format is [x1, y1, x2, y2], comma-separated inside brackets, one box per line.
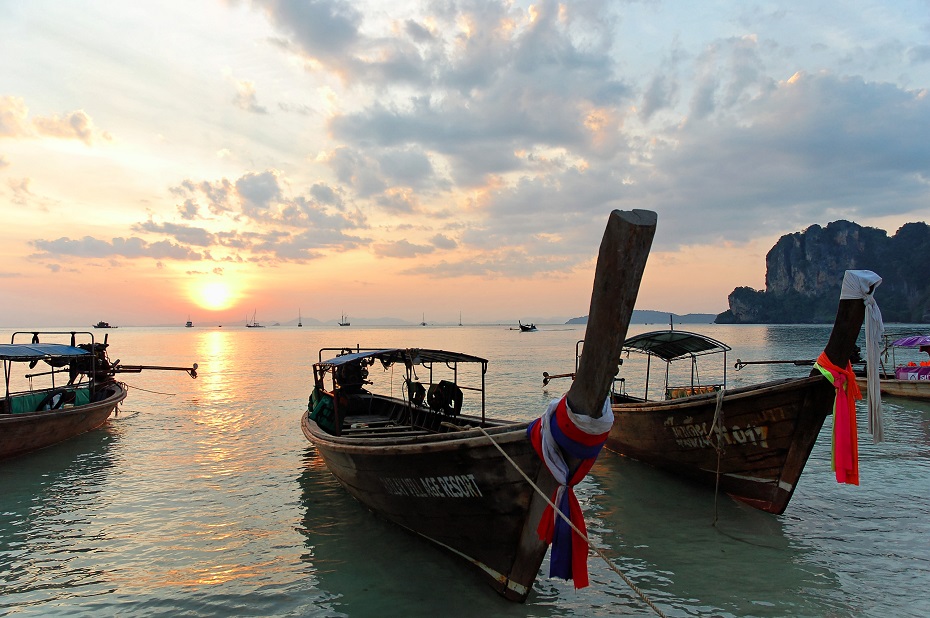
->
[715, 220, 930, 324]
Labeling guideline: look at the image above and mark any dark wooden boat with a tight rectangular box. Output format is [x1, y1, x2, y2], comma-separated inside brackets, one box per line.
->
[303, 348, 557, 601]
[1, 331, 198, 461]
[606, 275, 874, 514]
[301, 210, 657, 602]
[92, 321, 117, 328]
[545, 271, 878, 515]
[519, 321, 537, 332]
[1, 333, 125, 460]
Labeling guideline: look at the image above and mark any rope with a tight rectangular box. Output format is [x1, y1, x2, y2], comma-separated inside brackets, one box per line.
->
[705, 388, 726, 526]
[123, 383, 178, 396]
[478, 426, 668, 618]
[696, 389, 790, 550]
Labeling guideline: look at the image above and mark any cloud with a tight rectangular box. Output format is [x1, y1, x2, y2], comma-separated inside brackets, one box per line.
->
[908, 45, 930, 64]
[0, 96, 31, 138]
[232, 79, 268, 114]
[167, 4, 930, 279]
[0, 96, 110, 145]
[402, 249, 575, 278]
[633, 71, 930, 247]
[177, 198, 199, 220]
[372, 239, 435, 258]
[32, 110, 111, 145]
[148, 170, 371, 264]
[134, 221, 217, 246]
[430, 233, 457, 250]
[236, 170, 282, 215]
[256, 0, 362, 65]
[6, 176, 57, 210]
[31, 236, 204, 260]
[640, 74, 679, 121]
[172, 178, 237, 216]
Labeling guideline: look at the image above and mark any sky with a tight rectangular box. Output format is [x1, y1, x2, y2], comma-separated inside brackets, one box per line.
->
[1, 0, 928, 326]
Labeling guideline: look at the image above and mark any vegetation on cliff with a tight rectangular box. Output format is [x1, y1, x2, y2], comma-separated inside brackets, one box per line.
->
[716, 220, 930, 324]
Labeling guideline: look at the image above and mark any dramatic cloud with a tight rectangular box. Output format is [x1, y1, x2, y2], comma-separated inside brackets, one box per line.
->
[4, 0, 930, 323]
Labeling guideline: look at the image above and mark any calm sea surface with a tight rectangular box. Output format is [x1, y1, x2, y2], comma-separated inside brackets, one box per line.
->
[1, 324, 928, 617]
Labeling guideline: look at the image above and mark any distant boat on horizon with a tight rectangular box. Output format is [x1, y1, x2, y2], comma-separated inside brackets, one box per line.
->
[420, 312, 427, 327]
[93, 321, 117, 329]
[298, 308, 302, 328]
[246, 310, 264, 328]
[339, 313, 350, 327]
[185, 315, 193, 328]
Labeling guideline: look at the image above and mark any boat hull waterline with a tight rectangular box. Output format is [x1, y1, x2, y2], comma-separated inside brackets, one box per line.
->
[0, 384, 127, 460]
[608, 376, 834, 514]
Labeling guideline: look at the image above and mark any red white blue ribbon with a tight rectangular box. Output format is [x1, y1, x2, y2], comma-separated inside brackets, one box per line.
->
[527, 395, 613, 588]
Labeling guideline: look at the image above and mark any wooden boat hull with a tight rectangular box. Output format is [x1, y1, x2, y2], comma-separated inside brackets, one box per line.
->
[856, 376, 930, 401]
[0, 384, 126, 460]
[607, 376, 835, 514]
[302, 413, 557, 602]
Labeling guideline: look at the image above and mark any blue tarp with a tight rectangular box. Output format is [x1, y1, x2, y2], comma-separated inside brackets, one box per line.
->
[0, 343, 89, 362]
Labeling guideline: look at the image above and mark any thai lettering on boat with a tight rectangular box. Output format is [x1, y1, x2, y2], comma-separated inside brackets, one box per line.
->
[666, 420, 769, 449]
[380, 474, 484, 498]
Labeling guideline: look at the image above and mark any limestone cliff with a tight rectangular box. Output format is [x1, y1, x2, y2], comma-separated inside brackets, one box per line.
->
[716, 220, 930, 324]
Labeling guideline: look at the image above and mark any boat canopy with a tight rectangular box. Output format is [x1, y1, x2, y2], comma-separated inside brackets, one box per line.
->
[622, 330, 731, 362]
[0, 343, 90, 362]
[318, 348, 488, 369]
[891, 335, 930, 348]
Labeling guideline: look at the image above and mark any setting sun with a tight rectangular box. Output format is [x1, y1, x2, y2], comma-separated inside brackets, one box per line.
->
[193, 281, 235, 311]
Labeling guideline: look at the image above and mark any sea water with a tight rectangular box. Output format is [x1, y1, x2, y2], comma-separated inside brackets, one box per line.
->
[0, 324, 927, 617]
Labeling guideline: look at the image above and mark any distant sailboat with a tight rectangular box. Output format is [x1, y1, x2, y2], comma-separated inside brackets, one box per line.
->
[185, 315, 193, 328]
[246, 310, 264, 328]
[339, 313, 350, 327]
[420, 313, 427, 327]
[459, 311, 463, 327]
[298, 309, 303, 328]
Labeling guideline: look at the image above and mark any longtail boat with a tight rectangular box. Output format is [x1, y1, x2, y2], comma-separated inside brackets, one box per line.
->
[0, 331, 198, 461]
[545, 270, 881, 515]
[301, 210, 657, 602]
[855, 334, 930, 401]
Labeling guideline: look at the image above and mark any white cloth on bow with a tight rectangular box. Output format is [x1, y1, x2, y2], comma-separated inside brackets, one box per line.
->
[840, 269, 884, 442]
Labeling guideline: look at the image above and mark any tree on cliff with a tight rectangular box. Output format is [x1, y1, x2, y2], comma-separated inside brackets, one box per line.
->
[716, 220, 930, 324]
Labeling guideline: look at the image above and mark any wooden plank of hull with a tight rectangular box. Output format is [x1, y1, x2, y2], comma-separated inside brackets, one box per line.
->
[0, 385, 127, 460]
[856, 376, 930, 401]
[302, 415, 558, 602]
[606, 376, 835, 514]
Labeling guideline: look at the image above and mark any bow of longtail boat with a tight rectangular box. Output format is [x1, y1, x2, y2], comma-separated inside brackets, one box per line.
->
[301, 210, 657, 602]
[605, 269, 878, 514]
[302, 414, 553, 601]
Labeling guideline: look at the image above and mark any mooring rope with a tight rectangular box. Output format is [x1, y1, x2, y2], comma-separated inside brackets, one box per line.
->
[478, 426, 668, 618]
[123, 383, 178, 396]
[705, 388, 726, 526]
